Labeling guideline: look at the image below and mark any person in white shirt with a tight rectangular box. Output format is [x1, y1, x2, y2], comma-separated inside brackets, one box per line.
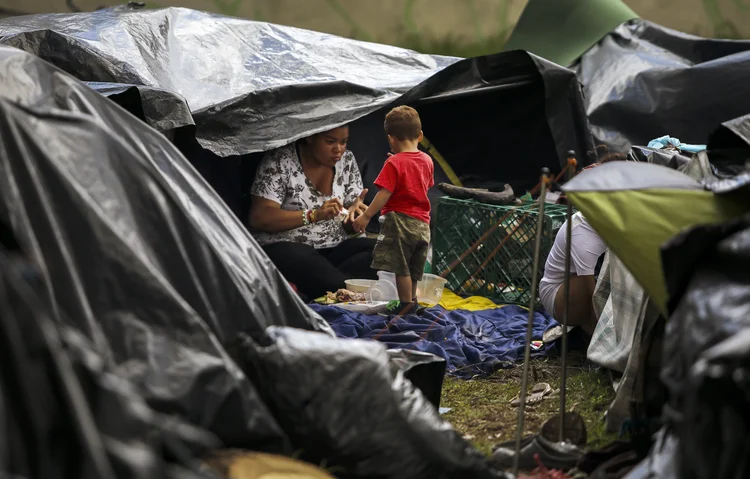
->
[539, 212, 607, 335]
[538, 152, 625, 335]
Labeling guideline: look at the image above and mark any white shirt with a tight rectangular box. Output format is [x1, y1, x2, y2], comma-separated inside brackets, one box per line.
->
[250, 143, 364, 249]
[538, 212, 607, 316]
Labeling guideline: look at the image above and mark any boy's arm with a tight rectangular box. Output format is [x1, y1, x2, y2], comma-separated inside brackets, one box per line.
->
[360, 188, 392, 221]
[351, 188, 392, 233]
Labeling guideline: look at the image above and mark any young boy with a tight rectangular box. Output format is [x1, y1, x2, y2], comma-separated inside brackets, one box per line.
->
[352, 106, 434, 315]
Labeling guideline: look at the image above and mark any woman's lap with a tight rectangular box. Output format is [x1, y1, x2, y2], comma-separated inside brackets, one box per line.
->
[262, 239, 377, 299]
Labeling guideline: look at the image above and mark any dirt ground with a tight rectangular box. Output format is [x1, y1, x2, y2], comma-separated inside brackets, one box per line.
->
[441, 355, 617, 455]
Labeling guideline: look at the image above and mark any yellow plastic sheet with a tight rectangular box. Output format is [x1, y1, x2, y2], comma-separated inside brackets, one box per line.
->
[438, 289, 508, 311]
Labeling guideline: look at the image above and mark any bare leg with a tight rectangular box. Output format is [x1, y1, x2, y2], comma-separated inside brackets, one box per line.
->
[553, 274, 597, 336]
[395, 274, 413, 304]
[411, 279, 418, 303]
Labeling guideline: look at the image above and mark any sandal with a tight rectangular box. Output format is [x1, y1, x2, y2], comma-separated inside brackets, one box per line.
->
[511, 382, 553, 407]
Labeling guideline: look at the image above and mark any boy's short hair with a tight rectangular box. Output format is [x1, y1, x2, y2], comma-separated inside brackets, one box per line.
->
[384, 106, 422, 141]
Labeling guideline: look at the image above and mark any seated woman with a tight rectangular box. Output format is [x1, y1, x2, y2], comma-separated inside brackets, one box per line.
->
[249, 125, 378, 300]
[538, 152, 625, 336]
[539, 212, 607, 336]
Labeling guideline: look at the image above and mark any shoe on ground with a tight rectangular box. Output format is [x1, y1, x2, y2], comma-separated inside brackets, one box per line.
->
[491, 434, 584, 471]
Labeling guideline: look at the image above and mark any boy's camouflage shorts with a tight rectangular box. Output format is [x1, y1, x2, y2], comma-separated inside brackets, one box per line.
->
[371, 212, 430, 281]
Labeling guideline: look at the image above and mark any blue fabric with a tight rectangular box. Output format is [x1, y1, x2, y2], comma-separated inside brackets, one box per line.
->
[310, 304, 559, 378]
[647, 135, 706, 153]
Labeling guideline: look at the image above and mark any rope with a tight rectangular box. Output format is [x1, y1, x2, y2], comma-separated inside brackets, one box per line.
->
[421, 136, 463, 187]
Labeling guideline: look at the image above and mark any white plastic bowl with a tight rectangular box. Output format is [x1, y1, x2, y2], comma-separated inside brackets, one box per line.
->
[344, 279, 377, 294]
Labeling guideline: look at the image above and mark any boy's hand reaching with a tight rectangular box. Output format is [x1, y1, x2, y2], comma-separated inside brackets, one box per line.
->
[351, 187, 391, 234]
[352, 212, 371, 234]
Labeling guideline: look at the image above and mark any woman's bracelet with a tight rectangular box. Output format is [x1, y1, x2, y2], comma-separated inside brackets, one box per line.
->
[302, 209, 310, 226]
[311, 209, 316, 224]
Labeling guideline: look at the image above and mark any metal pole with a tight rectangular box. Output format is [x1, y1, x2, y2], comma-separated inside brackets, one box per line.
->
[559, 151, 577, 443]
[512, 168, 550, 476]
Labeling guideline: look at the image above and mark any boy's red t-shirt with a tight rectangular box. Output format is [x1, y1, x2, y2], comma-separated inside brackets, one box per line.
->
[374, 151, 434, 224]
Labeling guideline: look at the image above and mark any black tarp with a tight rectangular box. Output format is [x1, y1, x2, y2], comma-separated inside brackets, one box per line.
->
[658, 208, 750, 479]
[0, 6, 594, 217]
[628, 146, 691, 170]
[0, 43, 303, 453]
[576, 19, 750, 154]
[707, 112, 750, 176]
[0, 45, 502, 479]
[0, 253, 219, 479]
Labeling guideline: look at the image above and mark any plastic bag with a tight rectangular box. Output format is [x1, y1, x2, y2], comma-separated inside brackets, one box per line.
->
[235, 327, 507, 479]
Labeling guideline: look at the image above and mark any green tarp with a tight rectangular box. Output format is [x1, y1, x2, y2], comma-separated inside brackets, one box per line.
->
[503, 0, 639, 67]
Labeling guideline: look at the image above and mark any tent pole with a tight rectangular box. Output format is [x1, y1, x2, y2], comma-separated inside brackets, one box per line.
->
[512, 168, 550, 476]
[559, 151, 577, 443]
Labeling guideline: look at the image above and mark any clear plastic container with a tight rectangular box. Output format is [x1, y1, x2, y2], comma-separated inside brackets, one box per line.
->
[376, 271, 447, 306]
[416, 273, 447, 306]
[367, 280, 398, 301]
[377, 270, 396, 286]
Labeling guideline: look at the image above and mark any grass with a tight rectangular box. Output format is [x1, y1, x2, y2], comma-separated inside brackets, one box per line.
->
[395, 31, 510, 58]
[441, 355, 617, 455]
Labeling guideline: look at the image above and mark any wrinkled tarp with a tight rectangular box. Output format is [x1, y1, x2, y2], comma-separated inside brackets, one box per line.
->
[707, 112, 750, 177]
[0, 7, 595, 208]
[660, 210, 750, 479]
[629, 146, 692, 171]
[347, 48, 594, 201]
[235, 326, 508, 479]
[387, 349, 447, 409]
[577, 19, 750, 154]
[0, 6, 457, 157]
[0, 44, 304, 452]
[0, 254, 219, 479]
[311, 304, 559, 378]
[0, 46, 502, 478]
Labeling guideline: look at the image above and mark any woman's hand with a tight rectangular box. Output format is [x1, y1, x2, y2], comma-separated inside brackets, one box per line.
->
[345, 189, 369, 224]
[314, 198, 344, 222]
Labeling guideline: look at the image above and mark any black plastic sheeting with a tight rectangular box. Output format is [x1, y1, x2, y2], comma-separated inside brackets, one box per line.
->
[576, 19, 750, 154]
[0, 46, 503, 479]
[235, 326, 506, 479]
[387, 349, 446, 410]
[0, 44, 304, 453]
[659, 209, 750, 479]
[0, 6, 594, 213]
[348, 49, 594, 201]
[628, 146, 691, 170]
[0, 254, 219, 479]
[706, 112, 750, 178]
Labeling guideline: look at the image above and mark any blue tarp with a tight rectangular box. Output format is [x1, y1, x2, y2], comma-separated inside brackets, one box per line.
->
[310, 304, 559, 378]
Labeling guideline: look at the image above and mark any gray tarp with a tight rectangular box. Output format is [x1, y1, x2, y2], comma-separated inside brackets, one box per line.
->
[0, 6, 595, 204]
[0, 5, 458, 157]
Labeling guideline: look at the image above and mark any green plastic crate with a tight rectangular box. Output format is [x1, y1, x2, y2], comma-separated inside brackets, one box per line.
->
[433, 197, 568, 306]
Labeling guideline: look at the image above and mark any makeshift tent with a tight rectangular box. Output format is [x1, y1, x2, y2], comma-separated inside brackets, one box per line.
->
[561, 161, 749, 313]
[505, 0, 750, 155]
[0, 5, 595, 219]
[577, 20, 750, 153]
[0, 46, 505, 479]
[639, 209, 750, 479]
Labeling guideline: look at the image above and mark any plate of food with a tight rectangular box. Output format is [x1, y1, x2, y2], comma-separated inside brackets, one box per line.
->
[314, 289, 390, 314]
